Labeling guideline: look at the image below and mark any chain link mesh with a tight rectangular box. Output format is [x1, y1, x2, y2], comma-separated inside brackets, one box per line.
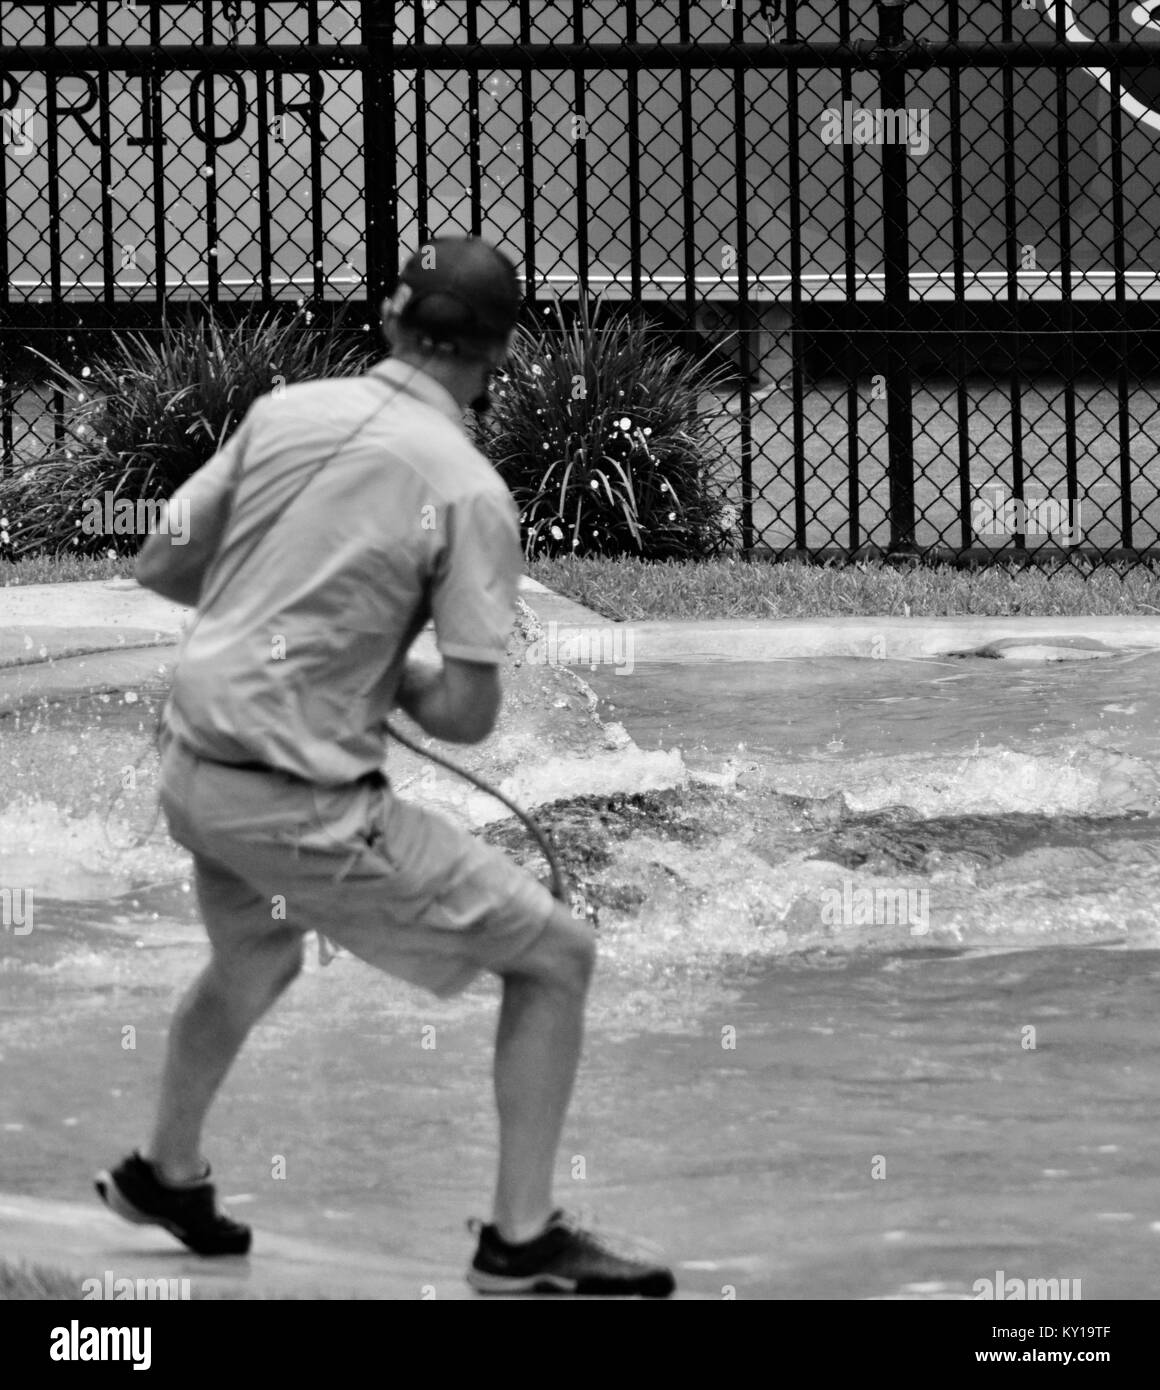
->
[2, 1, 1159, 567]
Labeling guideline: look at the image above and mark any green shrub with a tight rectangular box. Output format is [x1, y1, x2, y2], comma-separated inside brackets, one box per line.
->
[475, 298, 738, 559]
[0, 308, 374, 558]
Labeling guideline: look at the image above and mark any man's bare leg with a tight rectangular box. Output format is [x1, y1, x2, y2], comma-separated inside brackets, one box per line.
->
[491, 904, 596, 1243]
[145, 929, 304, 1182]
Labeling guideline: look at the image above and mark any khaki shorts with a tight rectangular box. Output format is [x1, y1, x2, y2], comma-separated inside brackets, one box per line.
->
[158, 735, 557, 998]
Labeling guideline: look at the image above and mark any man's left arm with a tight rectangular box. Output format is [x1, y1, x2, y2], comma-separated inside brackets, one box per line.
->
[136, 402, 261, 607]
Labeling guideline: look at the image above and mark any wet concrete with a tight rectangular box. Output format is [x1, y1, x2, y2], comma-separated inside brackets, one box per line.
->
[4, 593, 1160, 1297]
[2, 894, 1159, 1298]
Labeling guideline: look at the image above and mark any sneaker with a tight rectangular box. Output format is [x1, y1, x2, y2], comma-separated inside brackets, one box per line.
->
[466, 1209, 675, 1297]
[94, 1151, 251, 1256]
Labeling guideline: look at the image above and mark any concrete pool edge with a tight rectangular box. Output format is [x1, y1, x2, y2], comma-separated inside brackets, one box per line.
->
[558, 615, 1160, 664]
[5, 579, 1160, 685]
[0, 576, 596, 671]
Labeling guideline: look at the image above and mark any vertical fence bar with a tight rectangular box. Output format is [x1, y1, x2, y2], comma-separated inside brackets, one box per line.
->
[413, 0, 429, 243]
[518, 0, 537, 316]
[1107, 3, 1133, 552]
[0, 359, 9, 481]
[0, 8, 12, 478]
[43, 1, 63, 439]
[466, 0, 482, 238]
[678, 0, 696, 337]
[1052, 0, 1079, 559]
[571, 0, 589, 299]
[96, 1, 115, 314]
[839, 0, 860, 554]
[625, 0, 642, 305]
[255, 0, 273, 302]
[146, 1, 168, 316]
[948, 0, 971, 553]
[306, 0, 325, 304]
[1001, 0, 1025, 553]
[786, 0, 806, 554]
[200, 1, 220, 307]
[361, 0, 396, 320]
[877, 0, 916, 555]
[731, 0, 753, 554]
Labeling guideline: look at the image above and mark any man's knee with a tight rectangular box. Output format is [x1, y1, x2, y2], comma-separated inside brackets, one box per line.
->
[208, 930, 305, 1012]
[501, 904, 595, 994]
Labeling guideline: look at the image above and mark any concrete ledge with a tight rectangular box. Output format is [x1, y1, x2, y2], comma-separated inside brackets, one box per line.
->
[544, 615, 1160, 664]
[6, 581, 1160, 674]
[0, 579, 189, 641]
[0, 577, 606, 670]
[516, 576, 608, 626]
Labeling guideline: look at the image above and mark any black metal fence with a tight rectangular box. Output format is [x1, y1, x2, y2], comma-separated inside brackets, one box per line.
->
[3, 0, 1160, 564]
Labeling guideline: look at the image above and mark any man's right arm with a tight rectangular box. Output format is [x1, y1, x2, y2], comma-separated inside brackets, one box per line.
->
[396, 655, 501, 744]
[398, 484, 523, 745]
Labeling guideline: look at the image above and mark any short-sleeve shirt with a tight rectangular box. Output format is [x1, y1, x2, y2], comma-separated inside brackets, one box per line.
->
[161, 358, 523, 785]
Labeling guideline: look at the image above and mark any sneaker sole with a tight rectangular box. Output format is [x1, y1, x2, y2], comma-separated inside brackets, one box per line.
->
[94, 1171, 251, 1257]
[467, 1267, 578, 1295]
[466, 1266, 674, 1297]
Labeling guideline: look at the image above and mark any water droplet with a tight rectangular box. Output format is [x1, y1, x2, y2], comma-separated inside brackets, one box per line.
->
[483, 72, 514, 100]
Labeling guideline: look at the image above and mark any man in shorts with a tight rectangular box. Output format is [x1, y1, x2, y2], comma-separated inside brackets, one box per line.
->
[95, 235, 675, 1298]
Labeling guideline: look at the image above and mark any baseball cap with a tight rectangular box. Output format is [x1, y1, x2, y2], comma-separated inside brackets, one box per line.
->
[385, 236, 523, 351]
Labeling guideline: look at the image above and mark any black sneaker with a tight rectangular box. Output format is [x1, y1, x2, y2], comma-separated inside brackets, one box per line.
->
[466, 1209, 675, 1297]
[95, 1151, 251, 1256]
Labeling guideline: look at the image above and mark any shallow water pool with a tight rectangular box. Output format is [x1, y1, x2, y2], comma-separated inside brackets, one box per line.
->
[3, 655, 1160, 1296]
[2, 898, 1158, 1298]
[587, 649, 1160, 767]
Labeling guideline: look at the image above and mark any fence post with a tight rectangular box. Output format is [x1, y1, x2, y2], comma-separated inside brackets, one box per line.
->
[876, 0, 916, 556]
[361, 0, 397, 325]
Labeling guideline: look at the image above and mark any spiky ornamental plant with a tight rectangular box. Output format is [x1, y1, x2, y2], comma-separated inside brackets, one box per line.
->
[1, 307, 374, 558]
[474, 298, 739, 559]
